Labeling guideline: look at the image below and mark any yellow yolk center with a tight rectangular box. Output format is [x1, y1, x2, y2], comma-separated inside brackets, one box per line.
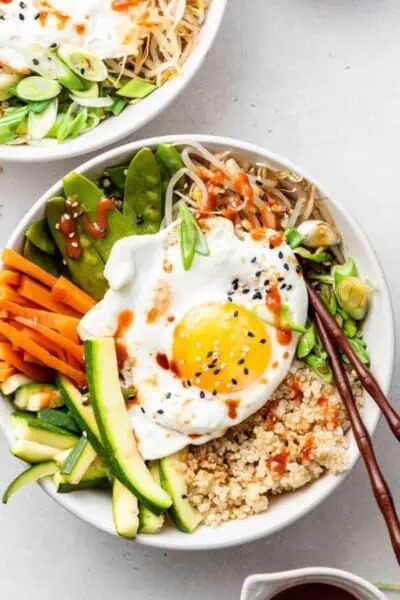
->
[172, 302, 271, 393]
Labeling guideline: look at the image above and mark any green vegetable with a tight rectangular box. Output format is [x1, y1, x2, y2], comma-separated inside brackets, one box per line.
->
[0, 374, 33, 396]
[155, 144, 185, 184]
[14, 383, 64, 412]
[297, 322, 316, 358]
[341, 314, 357, 338]
[336, 276, 370, 320]
[10, 411, 78, 450]
[27, 98, 58, 140]
[332, 257, 358, 287]
[60, 438, 97, 484]
[294, 247, 331, 263]
[63, 173, 135, 261]
[139, 461, 165, 534]
[16, 76, 61, 102]
[54, 459, 109, 493]
[123, 148, 163, 234]
[107, 165, 128, 189]
[10, 440, 60, 463]
[26, 99, 53, 114]
[70, 82, 99, 99]
[305, 353, 333, 383]
[112, 479, 139, 538]
[23, 240, 62, 278]
[348, 337, 370, 365]
[0, 73, 20, 101]
[178, 201, 209, 270]
[26, 44, 85, 91]
[25, 219, 56, 255]
[110, 96, 126, 116]
[117, 78, 157, 99]
[2, 461, 58, 504]
[46, 196, 108, 301]
[38, 409, 81, 434]
[58, 44, 107, 82]
[319, 284, 337, 316]
[280, 305, 307, 333]
[308, 273, 334, 285]
[284, 227, 303, 249]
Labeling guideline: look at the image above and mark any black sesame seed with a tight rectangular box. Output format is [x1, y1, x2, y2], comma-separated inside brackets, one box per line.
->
[280, 283, 286, 290]
[244, 367, 249, 375]
[255, 270, 261, 277]
[259, 339, 266, 344]
[264, 279, 270, 286]
[208, 362, 217, 369]
[213, 369, 221, 375]
[200, 391, 205, 399]
[238, 358, 245, 365]
[19, 1, 26, 7]
[212, 390, 217, 396]
[253, 291, 262, 300]
[242, 288, 250, 295]
[232, 281, 239, 290]
[278, 251, 284, 259]
[187, 380, 192, 387]
[34, 12, 40, 19]
[32, 58, 39, 66]
[181, 494, 188, 499]
[269, 243, 274, 250]
[227, 290, 234, 296]
[50, 42, 57, 48]
[232, 278, 239, 285]
[195, 371, 202, 377]
[140, 407, 145, 414]
[287, 284, 293, 291]
[157, 409, 164, 415]
[251, 257, 257, 264]
[207, 351, 213, 358]
[136, 213, 144, 225]
[166, 392, 172, 399]
[231, 378, 237, 385]
[19, 13, 25, 20]
[233, 310, 239, 317]
[80, 68, 85, 75]
[284, 263, 290, 271]
[247, 331, 255, 338]
[227, 297, 233, 302]
[277, 277, 284, 282]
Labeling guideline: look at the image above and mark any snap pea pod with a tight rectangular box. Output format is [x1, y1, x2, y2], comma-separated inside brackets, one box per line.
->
[155, 144, 185, 188]
[63, 173, 135, 261]
[107, 164, 129, 190]
[46, 196, 108, 301]
[23, 240, 62, 278]
[123, 148, 162, 234]
[25, 219, 56, 255]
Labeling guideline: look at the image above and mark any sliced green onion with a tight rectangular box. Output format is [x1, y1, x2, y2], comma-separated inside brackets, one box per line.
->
[58, 44, 107, 82]
[297, 322, 316, 358]
[0, 106, 29, 127]
[25, 44, 85, 91]
[16, 76, 61, 102]
[179, 215, 196, 271]
[348, 337, 370, 365]
[117, 78, 157, 99]
[253, 303, 306, 334]
[27, 98, 58, 140]
[284, 227, 303, 249]
[294, 247, 331, 263]
[308, 273, 334, 285]
[0, 127, 18, 144]
[110, 96, 126, 116]
[83, 110, 101, 132]
[26, 99, 52, 114]
[70, 108, 88, 138]
[305, 353, 333, 383]
[70, 82, 99, 99]
[178, 201, 209, 266]
[332, 257, 358, 288]
[69, 94, 113, 108]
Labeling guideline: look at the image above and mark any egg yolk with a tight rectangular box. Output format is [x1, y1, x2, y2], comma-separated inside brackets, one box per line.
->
[172, 302, 271, 393]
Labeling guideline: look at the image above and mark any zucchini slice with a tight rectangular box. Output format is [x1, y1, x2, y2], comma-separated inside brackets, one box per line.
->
[60, 437, 97, 484]
[14, 384, 64, 411]
[160, 450, 202, 533]
[11, 440, 61, 463]
[0, 374, 34, 396]
[54, 459, 109, 493]
[85, 338, 171, 515]
[2, 461, 58, 504]
[11, 412, 78, 450]
[38, 408, 81, 434]
[112, 479, 139, 539]
[139, 461, 165, 534]
[56, 375, 105, 458]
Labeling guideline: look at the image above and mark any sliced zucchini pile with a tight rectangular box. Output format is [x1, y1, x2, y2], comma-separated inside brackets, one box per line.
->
[2, 339, 202, 536]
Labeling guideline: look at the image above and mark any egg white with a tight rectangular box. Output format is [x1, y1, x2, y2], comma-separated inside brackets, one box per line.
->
[0, 0, 136, 73]
[79, 217, 308, 460]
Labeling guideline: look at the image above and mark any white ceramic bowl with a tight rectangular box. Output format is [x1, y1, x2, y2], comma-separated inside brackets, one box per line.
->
[0, 2, 227, 164]
[0, 135, 395, 551]
[240, 568, 388, 600]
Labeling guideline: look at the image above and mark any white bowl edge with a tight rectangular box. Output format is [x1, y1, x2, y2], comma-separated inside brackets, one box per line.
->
[0, 134, 395, 551]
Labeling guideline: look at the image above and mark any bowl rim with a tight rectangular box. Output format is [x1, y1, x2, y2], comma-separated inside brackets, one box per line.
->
[1, 134, 395, 551]
[0, 0, 227, 164]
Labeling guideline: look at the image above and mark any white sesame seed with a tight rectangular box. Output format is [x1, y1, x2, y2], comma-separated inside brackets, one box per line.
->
[73, 212, 79, 219]
[196, 341, 202, 348]
[64, 214, 71, 220]
[55, 223, 60, 230]
[195, 356, 201, 362]
[215, 381, 220, 387]
[71, 242, 78, 248]
[72, 201, 79, 208]
[195, 378, 200, 384]
[68, 232, 74, 239]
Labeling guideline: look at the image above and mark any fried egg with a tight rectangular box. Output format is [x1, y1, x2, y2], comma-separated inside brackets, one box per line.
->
[0, 0, 139, 73]
[79, 217, 308, 460]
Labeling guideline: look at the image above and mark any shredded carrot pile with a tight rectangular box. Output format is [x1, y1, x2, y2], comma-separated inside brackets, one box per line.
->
[0, 248, 97, 388]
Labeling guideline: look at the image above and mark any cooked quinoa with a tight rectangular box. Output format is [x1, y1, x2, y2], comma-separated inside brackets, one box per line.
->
[184, 362, 363, 526]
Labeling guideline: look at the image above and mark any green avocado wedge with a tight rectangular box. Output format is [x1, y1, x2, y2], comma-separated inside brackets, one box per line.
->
[63, 172, 135, 261]
[124, 148, 162, 234]
[2, 461, 58, 504]
[85, 338, 172, 515]
[46, 196, 108, 301]
[25, 219, 56, 255]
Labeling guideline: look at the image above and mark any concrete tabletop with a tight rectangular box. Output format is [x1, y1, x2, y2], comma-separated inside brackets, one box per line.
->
[1, 0, 399, 597]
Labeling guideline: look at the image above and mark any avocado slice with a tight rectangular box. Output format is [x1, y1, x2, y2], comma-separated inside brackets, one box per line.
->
[25, 219, 56, 255]
[124, 148, 162, 234]
[85, 338, 172, 515]
[63, 173, 135, 261]
[23, 239, 62, 278]
[160, 449, 202, 533]
[46, 196, 108, 301]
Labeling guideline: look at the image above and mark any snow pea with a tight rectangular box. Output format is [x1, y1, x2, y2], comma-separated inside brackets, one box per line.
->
[155, 144, 185, 188]
[124, 148, 162, 234]
[23, 240, 62, 278]
[25, 219, 56, 256]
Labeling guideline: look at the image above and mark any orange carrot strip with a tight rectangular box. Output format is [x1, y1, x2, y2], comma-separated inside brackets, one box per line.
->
[9, 320, 71, 363]
[0, 362, 15, 382]
[0, 321, 86, 386]
[52, 277, 96, 315]
[0, 285, 39, 307]
[0, 300, 80, 341]
[67, 353, 81, 370]
[23, 352, 44, 365]
[0, 341, 52, 382]
[0, 271, 21, 286]
[0, 310, 8, 319]
[15, 316, 84, 365]
[18, 276, 79, 317]
[2, 248, 57, 288]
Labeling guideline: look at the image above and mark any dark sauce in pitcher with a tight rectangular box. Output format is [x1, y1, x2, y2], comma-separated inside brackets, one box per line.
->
[272, 583, 359, 600]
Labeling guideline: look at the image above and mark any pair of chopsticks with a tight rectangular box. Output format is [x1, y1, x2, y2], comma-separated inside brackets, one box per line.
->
[305, 281, 400, 564]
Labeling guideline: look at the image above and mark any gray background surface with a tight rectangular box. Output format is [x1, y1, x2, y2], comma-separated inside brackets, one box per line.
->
[1, 0, 399, 596]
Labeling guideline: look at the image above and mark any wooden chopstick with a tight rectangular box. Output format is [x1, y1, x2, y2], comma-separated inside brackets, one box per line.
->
[313, 311, 400, 564]
[305, 280, 400, 440]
